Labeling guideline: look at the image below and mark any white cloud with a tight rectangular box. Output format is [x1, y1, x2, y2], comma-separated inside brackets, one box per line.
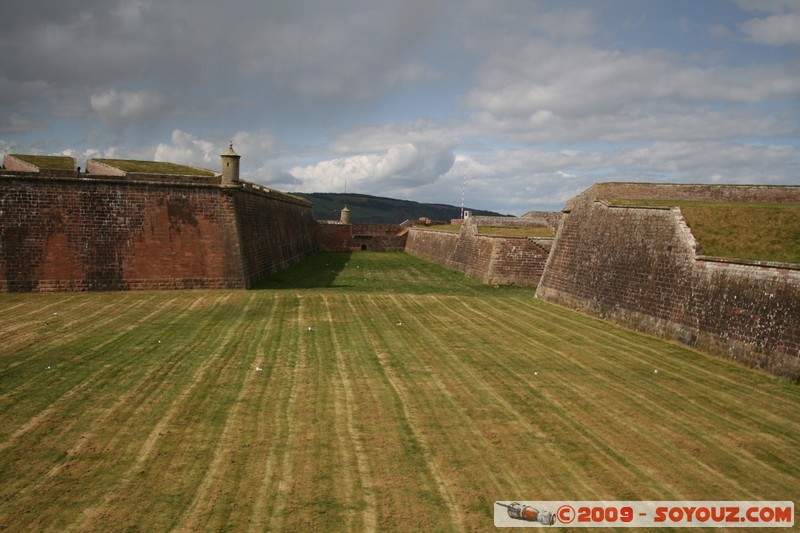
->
[154, 129, 216, 167]
[462, 40, 799, 144]
[230, 130, 279, 160]
[287, 120, 458, 196]
[289, 143, 455, 196]
[741, 13, 800, 45]
[90, 88, 167, 131]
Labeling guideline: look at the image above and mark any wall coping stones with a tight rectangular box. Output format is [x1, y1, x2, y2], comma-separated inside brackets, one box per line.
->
[697, 255, 800, 271]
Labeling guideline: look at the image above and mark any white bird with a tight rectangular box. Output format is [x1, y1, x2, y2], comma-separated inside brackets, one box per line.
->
[255, 366, 263, 372]
[45, 366, 51, 371]
[654, 369, 658, 374]
[308, 326, 313, 332]
[396, 322, 402, 326]
[534, 371, 539, 376]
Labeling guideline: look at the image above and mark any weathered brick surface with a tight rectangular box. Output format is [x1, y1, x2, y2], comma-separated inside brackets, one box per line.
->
[0, 173, 316, 291]
[537, 194, 800, 380]
[316, 224, 354, 252]
[472, 214, 561, 232]
[232, 188, 317, 286]
[405, 227, 549, 287]
[316, 224, 407, 252]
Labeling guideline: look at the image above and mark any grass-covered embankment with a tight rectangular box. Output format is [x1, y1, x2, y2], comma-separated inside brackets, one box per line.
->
[612, 199, 800, 263]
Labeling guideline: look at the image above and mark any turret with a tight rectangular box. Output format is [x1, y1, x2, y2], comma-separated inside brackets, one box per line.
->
[340, 205, 351, 224]
[220, 142, 240, 185]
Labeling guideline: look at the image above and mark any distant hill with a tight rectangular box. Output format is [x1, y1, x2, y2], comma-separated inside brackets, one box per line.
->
[292, 192, 511, 224]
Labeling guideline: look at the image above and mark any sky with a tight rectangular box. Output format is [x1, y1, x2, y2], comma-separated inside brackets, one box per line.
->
[1, 0, 798, 215]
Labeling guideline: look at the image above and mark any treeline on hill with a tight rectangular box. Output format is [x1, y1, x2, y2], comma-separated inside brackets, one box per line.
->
[293, 192, 510, 224]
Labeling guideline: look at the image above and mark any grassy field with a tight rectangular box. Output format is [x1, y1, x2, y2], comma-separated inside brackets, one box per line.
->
[611, 199, 800, 263]
[1, 252, 798, 531]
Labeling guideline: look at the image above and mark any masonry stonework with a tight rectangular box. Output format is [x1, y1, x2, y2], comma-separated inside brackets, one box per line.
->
[405, 217, 551, 287]
[0, 172, 316, 291]
[232, 186, 317, 286]
[316, 223, 407, 252]
[536, 183, 800, 380]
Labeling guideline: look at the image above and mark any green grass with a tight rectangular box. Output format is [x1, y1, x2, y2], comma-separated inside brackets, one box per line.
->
[612, 199, 800, 263]
[10, 154, 75, 170]
[1, 252, 798, 531]
[92, 159, 217, 176]
[255, 251, 524, 296]
[478, 226, 554, 237]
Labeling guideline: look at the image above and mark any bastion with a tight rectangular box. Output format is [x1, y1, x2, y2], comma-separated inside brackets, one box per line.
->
[0, 147, 317, 291]
[536, 182, 800, 380]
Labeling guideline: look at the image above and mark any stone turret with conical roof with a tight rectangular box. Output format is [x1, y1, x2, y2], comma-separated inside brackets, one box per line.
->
[220, 142, 240, 185]
[340, 205, 351, 224]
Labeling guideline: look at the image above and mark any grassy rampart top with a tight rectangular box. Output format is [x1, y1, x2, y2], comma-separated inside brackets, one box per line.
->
[611, 199, 800, 264]
[9, 154, 75, 170]
[415, 224, 554, 237]
[92, 159, 217, 176]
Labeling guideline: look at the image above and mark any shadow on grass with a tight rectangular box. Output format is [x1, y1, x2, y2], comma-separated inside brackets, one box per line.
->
[251, 251, 536, 296]
[251, 252, 354, 290]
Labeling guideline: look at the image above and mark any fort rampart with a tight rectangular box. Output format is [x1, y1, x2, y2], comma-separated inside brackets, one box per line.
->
[536, 183, 800, 379]
[0, 171, 316, 291]
[405, 216, 552, 287]
[317, 223, 407, 252]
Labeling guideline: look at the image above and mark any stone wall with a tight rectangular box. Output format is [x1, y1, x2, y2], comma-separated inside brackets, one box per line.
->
[404, 225, 549, 287]
[316, 224, 354, 252]
[471, 214, 561, 232]
[537, 189, 800, 380]
[316, 223, 407, 252]
[232, 187, 317, 286]
[0, 173, 316, 291]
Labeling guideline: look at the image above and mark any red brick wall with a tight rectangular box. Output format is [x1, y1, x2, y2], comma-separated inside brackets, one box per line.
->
[232, 188, 317, 285]
[537, 197, 800, 380]
[0, 174, 317, 291]
[316, 224, 407, 252]
[317, 224, 356, 252]
[0, 176, 244, 291]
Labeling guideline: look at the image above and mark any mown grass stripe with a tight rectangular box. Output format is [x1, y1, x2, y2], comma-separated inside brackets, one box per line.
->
[61, 294, 260, 531]
[0, 252, 797, 532]
[322, 294, 378, 533]
[462, 295, 799, 498]
[176, 295, 281, 530]
[458, 296, 752, 497]
[267, 295, 310, 532]
[384, 294, 604, 501]
[337, 295, 463, 531]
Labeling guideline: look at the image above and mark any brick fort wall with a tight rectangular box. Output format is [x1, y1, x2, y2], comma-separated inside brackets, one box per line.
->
[316, 223, 407, 252]
[405, 222, 550, 287]
[0, 174, 316, 291]
[232, 186, 317, 285]
[537, 183, 800, 380]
